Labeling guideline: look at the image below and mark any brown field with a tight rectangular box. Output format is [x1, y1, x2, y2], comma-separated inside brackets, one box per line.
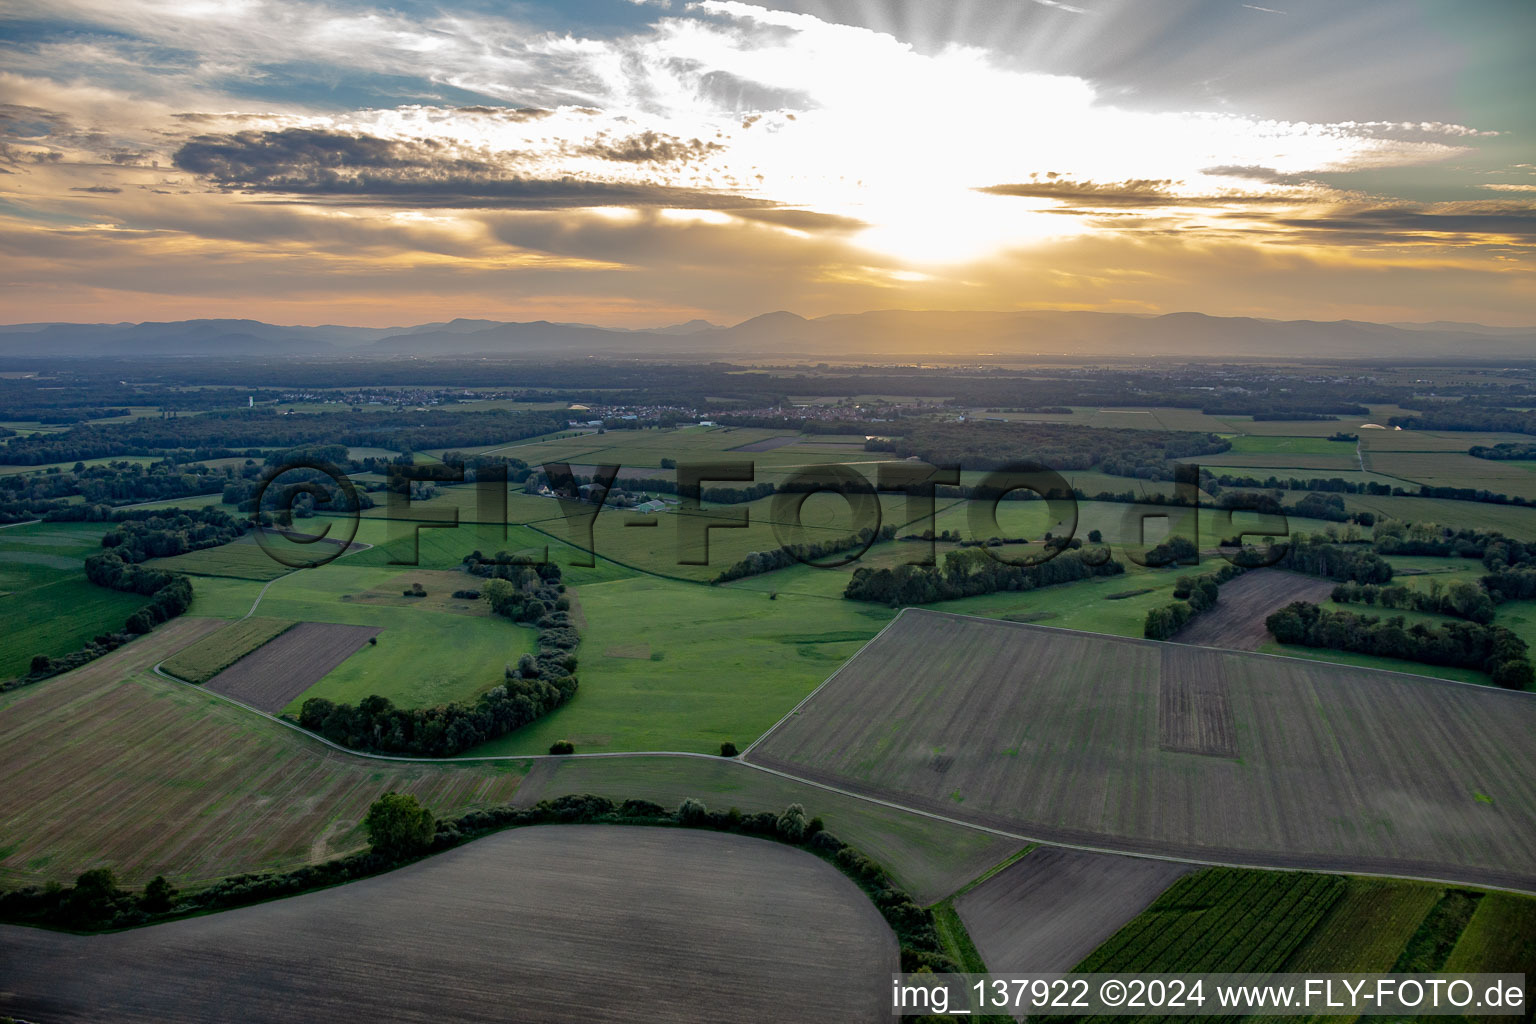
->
[1158, 660, 1236, 757]
[0, 619, 526, 886]
[1173, 570, 1337, 650]
[204, 621, 382, 711]
[955, 847, 1193, 972]
[0, 825, 896, 1024]
[747, 609, 1536, 891]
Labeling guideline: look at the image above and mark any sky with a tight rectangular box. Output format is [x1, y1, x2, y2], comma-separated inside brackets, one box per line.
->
[1, 0, 1533, 328]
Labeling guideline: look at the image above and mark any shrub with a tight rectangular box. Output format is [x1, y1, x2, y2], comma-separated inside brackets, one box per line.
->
[548, 740, 575, 755]
[719, 741, 739, 757]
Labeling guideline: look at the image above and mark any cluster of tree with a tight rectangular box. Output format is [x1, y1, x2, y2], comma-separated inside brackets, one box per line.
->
[556, 470, 774, 505]
[1270, 534, 1394, 583]
[0, 789, 949, 976]
[1328, 432, 1360, 442]
[1266, 601, 1533, 687]
[98, 507, 247, 563]
[1372, 520, 1490, 559]
[84, 551, 194, 632]
[712, 525, 896, 582]
[1209, 488, 1370, 525]
[845, 547, 1124, 606]
[1470, 442, 1536, 461]
[299, 558, 576, 756]
[1142, 565, 1246, 640]
[865, 420, 1230, 479]
[1389, 405, 1536, 435]
[1329, 579, 1495, 625]
[0, 457, 234, 512]
[438, 451, 536, 484]
[0, 866, 179, 930]
[0, 407, 566, 465]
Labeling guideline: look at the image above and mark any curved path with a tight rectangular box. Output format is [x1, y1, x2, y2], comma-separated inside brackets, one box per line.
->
[0, 825, 897, 1024]
[146, 608, 1536, 896]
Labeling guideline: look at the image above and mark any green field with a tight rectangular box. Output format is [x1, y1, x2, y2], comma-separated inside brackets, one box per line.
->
[512, 754, 1021, 904]
[1274, 877, 1441, 971]
[0, 577, 150, 681]
[467, 575, 895, 754]
[0, 521, 152, 680]
[1076, 868, 1346, 973]
[160, 616, 296, 683]
[282, 607, 539, 711]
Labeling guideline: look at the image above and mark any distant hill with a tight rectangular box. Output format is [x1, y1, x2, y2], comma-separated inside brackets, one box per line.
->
[1, 311, 1531, 361]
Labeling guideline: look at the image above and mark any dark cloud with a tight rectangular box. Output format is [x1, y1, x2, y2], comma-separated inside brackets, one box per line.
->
[978, 178, 1185, 207]
[70, 185, 122, 194]
[574, 130, 722, 164]
[0, 104, 72, 140]
[1268, 203, 1536, 242]
[979, 177, 1301, 209]
[730, 208, 867, 233]
[172, 128, 767, 210]
[103, 148, 156, 166]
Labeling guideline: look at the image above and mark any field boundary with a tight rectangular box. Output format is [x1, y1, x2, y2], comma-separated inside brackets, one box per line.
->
[148, 659, 1536, 895]
[740, 610, 909, 757]
[899, 606, 1536, 700]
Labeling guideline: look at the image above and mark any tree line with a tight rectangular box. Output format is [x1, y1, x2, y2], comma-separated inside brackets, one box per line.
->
[1470, 442, 1536, 461]
[1266, 601, 1532, 688]
[0, 790, 952, 975]
[712, 524, 896, 582]
[1329, 579, 1496, 625]
[845, 546, 1124, 606]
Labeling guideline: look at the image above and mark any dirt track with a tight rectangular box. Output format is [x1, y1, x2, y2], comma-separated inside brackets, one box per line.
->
[0, 826, 896, 1024]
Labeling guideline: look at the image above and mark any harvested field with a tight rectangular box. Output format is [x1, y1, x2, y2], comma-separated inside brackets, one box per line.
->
[747, 609, 1536, 891]
[955, 847, 1192, 972]
[159, 616, 294, 683]
[1159, 653, 1237, 757]
[204, 621, 382, 711]
[0, 618, 526, 886]
[0, 826, 897, 1024]
[142, 534, 293, 581]
[1172, 569, 1336, 650]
